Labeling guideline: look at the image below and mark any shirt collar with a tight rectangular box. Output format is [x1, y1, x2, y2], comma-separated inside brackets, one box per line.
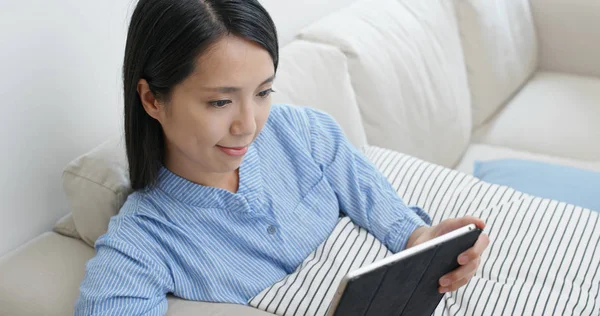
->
[155, 142, 263, 211]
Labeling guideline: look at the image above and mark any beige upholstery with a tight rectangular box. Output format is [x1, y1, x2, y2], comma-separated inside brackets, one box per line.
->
[531, 0, 600, 78]
[53, 213, 81, 240]
[298, 0, 472, 167]
[455, 0, 538, 127]
[0, 232, 94, 316]
[62, 137, 131, 247]
[273, 40, 369, 149]
[166, 297, 272, 316]
[0, 232, 272, 316]
[474, 72, 600, 161]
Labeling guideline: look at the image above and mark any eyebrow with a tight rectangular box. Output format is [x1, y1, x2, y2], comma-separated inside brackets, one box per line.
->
[202, 74, 276, 93]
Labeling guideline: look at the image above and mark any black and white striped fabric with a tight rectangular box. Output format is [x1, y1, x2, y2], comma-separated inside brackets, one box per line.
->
[249, 146, 600, 316]
[248, 216, 391, 316]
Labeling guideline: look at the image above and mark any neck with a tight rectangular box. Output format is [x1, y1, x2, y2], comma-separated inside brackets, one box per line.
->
[164, 150, 239, 193]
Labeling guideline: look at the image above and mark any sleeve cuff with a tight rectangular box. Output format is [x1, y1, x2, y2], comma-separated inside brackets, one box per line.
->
[385, 206, 432, 253]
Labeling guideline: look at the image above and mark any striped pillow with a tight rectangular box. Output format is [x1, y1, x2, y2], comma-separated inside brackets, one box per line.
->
[249, 146, 600, 316]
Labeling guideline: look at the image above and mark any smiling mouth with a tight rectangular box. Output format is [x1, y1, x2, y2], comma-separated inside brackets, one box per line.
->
[216, 144, 249, 157]
[218, 145, 248, 150]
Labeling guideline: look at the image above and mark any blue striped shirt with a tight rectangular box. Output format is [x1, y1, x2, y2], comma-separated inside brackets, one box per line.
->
[75, 104, 431, 315]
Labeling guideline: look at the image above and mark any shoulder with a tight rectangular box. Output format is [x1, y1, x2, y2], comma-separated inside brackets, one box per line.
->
[269, 103, 334, 124]
[114, 190, 156, 218]
[267, 103, 310, 131]
[265, 104, 338, 147]
[96, 192, 165, 258]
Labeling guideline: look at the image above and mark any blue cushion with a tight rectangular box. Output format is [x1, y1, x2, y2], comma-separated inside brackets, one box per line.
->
[473, 159, 600, 212]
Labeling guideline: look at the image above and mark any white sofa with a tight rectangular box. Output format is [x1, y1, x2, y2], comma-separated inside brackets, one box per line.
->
[1, 0, 599, 315]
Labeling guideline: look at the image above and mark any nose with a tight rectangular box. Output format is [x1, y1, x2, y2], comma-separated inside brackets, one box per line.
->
[230, 100, 256, 137]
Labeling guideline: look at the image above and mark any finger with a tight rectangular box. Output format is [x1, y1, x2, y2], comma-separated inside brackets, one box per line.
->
[440, 268, 477, 293]
[438, 217, 487, 236]
[439, 258, 479, 287]
[440, 276, 470, 293]
[456, 216, 486, 230]
[458, 234, 490, 264]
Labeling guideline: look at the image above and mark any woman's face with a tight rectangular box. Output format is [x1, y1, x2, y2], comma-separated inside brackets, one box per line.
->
[140, 35, 275, 186]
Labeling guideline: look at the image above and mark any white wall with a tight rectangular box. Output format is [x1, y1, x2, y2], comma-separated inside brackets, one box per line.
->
[0, 0, 133, 256]
[0, 0, 356, 257]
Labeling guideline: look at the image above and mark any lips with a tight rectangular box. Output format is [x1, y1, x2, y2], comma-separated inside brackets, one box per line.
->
[217, 144, 249, 157]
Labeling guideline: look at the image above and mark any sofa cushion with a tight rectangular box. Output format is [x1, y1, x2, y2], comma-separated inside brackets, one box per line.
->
[473, 72, 600, 162]
[298, 0, 472, 167]
[273, 40, 368, 149]
[62, 137, 131, 247]
[455, 0, 538, 127]
[0, 232, 95, 316]
[53, 213, 81, 240]
[456, 144, 600, 174]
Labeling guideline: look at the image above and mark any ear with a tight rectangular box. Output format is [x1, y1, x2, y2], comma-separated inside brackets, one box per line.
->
[137, 79, 164, 122]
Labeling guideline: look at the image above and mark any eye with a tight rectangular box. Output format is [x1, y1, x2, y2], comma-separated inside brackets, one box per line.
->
[209, 100, 232, 108]
[257, 88, 275, 98]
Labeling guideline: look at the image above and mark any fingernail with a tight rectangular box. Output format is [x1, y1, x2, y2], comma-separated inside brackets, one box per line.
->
[440, 287, 449, 294]
[458, 255, 468, 265]
[440, 278, 450, 287]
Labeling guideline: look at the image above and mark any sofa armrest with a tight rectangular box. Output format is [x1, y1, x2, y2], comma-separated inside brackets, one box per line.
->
[531, 0, 600, 78]
[0, 232, 95, 316]
[0, 232, 274, 316]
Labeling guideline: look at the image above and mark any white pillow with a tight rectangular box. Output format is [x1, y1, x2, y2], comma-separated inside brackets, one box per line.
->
[455, 0, 538, 127]
[61, 137, 131, 247]
[249, 146, 600, 316]
[298, 0, 472, 167]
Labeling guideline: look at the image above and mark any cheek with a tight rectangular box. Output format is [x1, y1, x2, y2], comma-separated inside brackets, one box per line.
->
[255, 103, 272, 133]
[202, 116, 230, 144]
[162, 105, 219, 148]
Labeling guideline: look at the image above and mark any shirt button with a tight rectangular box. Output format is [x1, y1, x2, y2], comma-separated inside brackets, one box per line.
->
[267, 225, 277, 235]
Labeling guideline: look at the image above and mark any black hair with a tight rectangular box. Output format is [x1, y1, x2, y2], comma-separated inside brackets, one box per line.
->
[123, 0, 278, 190]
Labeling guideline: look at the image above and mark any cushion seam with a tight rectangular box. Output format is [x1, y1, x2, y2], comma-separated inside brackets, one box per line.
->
[62, 169, 126, 195]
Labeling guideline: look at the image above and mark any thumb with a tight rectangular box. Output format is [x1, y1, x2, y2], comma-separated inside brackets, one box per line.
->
[436, 217, 485, 236]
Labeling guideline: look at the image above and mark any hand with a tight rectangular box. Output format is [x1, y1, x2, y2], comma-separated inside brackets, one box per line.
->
[406, 216, 490, 294]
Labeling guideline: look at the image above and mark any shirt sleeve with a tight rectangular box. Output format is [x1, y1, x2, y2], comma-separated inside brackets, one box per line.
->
[74, 217, 172, 316]
[305, 108, 432, 253]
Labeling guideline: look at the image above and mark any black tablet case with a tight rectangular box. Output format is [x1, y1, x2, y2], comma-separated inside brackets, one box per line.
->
[331, 228, 482, 316]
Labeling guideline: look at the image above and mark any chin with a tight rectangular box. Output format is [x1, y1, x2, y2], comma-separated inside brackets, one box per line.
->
[216, 160, 242, 173]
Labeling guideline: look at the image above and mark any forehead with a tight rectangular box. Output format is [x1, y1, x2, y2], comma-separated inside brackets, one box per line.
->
[183, 35, 275, 89]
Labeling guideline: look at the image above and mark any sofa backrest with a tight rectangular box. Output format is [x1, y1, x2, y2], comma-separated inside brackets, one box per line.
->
[530, 0, 600, 78]
[454, 0, 538, 127]
[273, 40, 368, 149]
[296, 0, 473, 167]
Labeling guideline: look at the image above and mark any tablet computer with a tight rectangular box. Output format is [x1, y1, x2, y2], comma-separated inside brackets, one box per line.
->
[326, 224, 482, 316]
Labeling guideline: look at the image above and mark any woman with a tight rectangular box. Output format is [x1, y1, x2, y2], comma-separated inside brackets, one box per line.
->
[75, 0, 489, 314]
